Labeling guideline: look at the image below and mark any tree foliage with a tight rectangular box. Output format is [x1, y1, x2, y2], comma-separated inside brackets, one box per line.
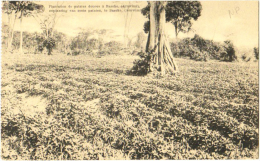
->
[166, 1, 202, 37]
[170, 35, 239, 62]
[9, 1, 44, 53]
[222, 40, 237, 62]
[43, 37, 56, 55]
[8, 1, 44, 16]
[191, 34, 207, 52]
[141, 1, 202, 37]
[143, 21, 150, 34]
[68, 29, 123, 56]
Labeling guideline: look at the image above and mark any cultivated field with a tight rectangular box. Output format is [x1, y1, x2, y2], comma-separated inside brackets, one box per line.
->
[1, 53, 259, 159]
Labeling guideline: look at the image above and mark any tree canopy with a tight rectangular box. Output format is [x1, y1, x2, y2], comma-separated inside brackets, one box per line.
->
[8, 1, 44, 17]
[2, 1, 44, 53]
[142, 1, 202, 37]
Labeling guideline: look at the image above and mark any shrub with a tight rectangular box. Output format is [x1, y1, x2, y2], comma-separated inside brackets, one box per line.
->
[131, 51, 152, 75]
[207, 42, 225, 60]
[170, 35, 240, 62]
[37, 44, 44, 53]
[104, 41, 123, 54]
[221, 40, 237, 62]
[191, 34, 207, 52]
[96, 50, 110, 58]
[241, 53, 251, 62]
[35, 35, 45, 54]
[189, 47, 209, 61]
[86, 38, 100, 51]
[170, 39, 208, 62]
[68, 49, 81, 56]
[253, 47, 259, 60]
[43, 37, 56, 55]
[170, 38, 192, 58]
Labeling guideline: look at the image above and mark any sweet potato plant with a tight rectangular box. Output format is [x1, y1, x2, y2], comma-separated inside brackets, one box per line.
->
[1, 53, 258, 159]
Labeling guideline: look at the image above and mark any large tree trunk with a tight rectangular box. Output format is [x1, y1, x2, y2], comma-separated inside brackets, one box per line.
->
[19, 11, 24, 54]
[158, 1, 166, 75]
[146, 2, 178, 75]
[147, 2, 156, 52]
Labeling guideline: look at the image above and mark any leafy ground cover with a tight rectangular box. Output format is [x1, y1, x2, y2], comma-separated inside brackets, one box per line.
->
[1, 53, 259, 159]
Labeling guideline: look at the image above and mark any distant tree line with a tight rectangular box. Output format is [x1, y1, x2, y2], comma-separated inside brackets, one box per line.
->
[2, 22, 66, 55]
[2, 22, 147, 57]
[2, 1, 45, 54]
[68, 29, 122, 57]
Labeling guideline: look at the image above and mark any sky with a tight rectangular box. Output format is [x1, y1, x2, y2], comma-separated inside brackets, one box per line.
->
[2, 1, 259, 49]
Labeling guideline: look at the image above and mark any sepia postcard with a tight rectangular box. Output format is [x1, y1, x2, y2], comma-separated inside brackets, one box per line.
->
[1, 0, 259, 160]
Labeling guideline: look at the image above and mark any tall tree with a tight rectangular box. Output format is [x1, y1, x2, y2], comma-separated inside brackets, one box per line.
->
[33, 3, 65, 55]
[166, 1, 202, 38]
[142, 1, 202, 38]
[147, 2, 178, 75]
[2, 1, 19, 51]
[9, 1, 44, 54]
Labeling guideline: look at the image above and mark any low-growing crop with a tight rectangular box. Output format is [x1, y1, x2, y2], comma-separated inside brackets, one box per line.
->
[1, 53, 258, 159]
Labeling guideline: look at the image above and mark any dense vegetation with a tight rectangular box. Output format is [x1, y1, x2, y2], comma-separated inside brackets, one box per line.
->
[170, 35, 258, 62]
[2, 53, 258, 159]
[2, 23, 137, 57]
[141, 1, 202, 37]
[2, 21, 257, 62]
